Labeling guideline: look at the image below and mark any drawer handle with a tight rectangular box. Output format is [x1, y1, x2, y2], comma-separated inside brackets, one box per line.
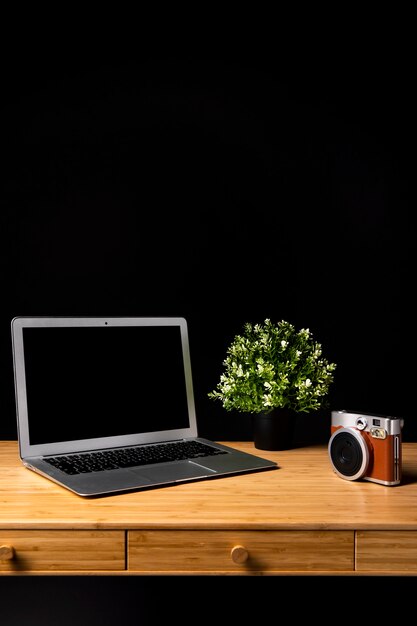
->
[231, 544, 249, 564]
[0, 545, 15, 561]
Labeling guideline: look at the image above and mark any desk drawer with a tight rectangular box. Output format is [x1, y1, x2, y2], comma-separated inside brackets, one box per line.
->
[0, 531, 125, 572]
[128, 530, 354, 573]
[356, 531, 417, 572]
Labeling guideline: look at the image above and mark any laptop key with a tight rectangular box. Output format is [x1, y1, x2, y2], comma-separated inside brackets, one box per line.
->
[44, 440, 228, 475]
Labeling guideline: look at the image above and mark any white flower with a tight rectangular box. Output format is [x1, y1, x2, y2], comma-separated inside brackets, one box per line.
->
[208, 318, 336, 414]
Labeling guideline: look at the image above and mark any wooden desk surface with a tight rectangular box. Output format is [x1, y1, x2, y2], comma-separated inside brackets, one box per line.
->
[1, 440, 417, 531]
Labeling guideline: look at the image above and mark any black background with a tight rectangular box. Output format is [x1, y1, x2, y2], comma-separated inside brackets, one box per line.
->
[1, 49, 415, 444]
[1, 24, 416, 621]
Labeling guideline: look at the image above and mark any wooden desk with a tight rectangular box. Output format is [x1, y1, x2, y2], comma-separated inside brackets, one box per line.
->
[1, 440, 417, 576]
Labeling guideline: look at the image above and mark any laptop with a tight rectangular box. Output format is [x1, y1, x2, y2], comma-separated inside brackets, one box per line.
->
[11, 316, 277, 496]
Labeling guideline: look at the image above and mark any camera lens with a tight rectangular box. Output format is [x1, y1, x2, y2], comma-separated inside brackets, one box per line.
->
[328, 428, 369, 481]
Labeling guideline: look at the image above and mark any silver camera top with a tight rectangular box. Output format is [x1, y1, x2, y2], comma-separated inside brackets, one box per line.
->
[331, 410, 404, 437]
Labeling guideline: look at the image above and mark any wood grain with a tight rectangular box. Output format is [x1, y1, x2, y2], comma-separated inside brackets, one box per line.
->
[356, 531, 417, 572]
[2, 441, 417, 575]
[1, 441, 416, 531]
[0, 530, 125, 572]
[128, 529, 354, 573]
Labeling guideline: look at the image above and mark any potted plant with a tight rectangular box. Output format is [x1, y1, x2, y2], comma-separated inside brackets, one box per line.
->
[208, 319, 337, 450]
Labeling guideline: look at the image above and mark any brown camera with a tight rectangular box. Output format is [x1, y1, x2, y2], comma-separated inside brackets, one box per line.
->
[328, 410, 403, 486]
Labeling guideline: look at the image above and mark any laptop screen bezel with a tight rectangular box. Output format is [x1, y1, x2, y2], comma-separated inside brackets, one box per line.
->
[11, 316, 199, 459]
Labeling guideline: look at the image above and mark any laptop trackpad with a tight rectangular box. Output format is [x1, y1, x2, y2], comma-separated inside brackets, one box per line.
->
[129, 461, 212, 484]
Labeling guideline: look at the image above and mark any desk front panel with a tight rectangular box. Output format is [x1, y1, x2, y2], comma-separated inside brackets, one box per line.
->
[356, 531, 417, 572]
[0, 530, 125, 572]
[128, 529, 354, 573]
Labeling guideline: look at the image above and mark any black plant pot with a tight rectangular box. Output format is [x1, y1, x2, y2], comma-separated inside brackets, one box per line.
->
[252, 408, 297, 451]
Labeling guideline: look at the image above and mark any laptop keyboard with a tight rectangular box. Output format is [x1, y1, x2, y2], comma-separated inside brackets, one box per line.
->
[44, 440, 227, 475]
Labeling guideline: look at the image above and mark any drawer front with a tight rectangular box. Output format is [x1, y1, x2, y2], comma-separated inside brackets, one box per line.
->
[128, 530, 354, 573]
[0, 530, 125, 572]
[356, 531, 417, 572]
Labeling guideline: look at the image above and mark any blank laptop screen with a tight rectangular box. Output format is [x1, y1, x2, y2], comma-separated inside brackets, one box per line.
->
[22, 325, 190, 446]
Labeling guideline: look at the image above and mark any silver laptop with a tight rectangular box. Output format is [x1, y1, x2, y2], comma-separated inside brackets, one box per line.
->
[11, 316, 277, 496]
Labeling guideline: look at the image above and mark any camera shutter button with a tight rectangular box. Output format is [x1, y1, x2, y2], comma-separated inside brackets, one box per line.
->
[356, 417, 367, 430]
